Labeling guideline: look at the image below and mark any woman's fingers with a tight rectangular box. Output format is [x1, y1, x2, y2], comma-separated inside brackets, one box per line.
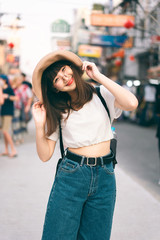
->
[82, 61, 91, 70]
[33, 101, 42, 109]
[82, 61, 96, 71]
[41, 104, 45, 111]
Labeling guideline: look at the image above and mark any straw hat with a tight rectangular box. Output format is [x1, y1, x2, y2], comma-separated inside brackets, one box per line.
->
[32, 50, 83, 102]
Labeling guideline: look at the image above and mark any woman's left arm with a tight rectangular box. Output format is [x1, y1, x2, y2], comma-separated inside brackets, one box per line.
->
[82, 61, 138, 111]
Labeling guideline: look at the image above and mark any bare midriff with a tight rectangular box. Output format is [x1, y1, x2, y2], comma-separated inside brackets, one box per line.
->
[68, 140, 111, 158]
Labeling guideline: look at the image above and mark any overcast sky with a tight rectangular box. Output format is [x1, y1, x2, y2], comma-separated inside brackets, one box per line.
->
[0, 0, 122, 76]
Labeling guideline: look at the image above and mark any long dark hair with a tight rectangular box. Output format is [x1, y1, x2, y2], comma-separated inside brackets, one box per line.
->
[41, 60, 96, 136]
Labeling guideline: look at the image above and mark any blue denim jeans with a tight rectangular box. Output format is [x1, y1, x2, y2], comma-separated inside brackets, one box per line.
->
[41, 152, 116, 240]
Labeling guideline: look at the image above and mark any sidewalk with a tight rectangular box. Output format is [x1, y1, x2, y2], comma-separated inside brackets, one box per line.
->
[0, 120, 160, 240]
[111, 167, 160, 240]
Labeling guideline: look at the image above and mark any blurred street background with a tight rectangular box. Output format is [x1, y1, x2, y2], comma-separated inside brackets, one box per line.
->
[0, 0, 160, 239]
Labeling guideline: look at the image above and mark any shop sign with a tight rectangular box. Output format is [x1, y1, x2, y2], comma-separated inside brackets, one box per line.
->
[90, 34, 128, 47]
[51, 19, 70, 33]
[56, 39, 71, 50]
[78, 45, 102, 58]
[91, 14, 134, 27]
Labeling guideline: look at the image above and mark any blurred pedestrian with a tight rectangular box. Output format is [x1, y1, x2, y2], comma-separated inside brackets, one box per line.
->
[18, 74, 33, 135]
[11, 75, 24, 145]
[139, 83, 156, 126]
[21, 72, 32, 89]
[0, 74, 18, 157]
[155, 83, 160, 185]
[0, 79, 4, 143]
[32, 50, 138, 240]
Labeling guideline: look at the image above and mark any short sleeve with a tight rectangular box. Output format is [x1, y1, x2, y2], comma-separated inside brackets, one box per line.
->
[26, 87, 33, 98]
[47, 126, 59, 142]
[100, 85, 122, 122]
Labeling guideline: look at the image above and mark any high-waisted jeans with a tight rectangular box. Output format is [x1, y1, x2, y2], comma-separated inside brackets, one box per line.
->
[41, 152, 116, 240]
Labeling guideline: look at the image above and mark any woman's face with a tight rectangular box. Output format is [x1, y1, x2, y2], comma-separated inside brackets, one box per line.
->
[53, 65, 76, 92]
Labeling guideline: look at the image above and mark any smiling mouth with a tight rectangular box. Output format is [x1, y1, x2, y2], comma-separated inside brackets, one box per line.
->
[66, 78, 74, 86]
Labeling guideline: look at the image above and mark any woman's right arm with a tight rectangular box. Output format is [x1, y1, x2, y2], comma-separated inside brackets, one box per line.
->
[32, 102, 56, 162]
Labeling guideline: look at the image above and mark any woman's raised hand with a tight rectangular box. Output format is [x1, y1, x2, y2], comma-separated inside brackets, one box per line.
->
[82, 61, 101, 82]
[32, 101, 46, 127]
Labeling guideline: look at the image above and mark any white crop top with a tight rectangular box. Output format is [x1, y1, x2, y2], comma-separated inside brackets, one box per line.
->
[48, 85, 122, 149]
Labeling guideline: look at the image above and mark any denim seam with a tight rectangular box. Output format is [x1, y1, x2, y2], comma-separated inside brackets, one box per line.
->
[88, 167, 94, 196]
[60, 158, 80, 173]
[60, 165, 80, 173]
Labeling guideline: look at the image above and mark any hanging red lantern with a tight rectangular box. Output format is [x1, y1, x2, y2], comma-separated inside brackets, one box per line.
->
[124, 19, 134, 29]
[129, 55, 135, 61]
[8, 42, 14, 49]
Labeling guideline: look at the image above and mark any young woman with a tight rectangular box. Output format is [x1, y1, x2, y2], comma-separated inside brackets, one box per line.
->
[11, 74, 33, 144]
[0, 74, 18, 157]
[32, 50, 138, 240]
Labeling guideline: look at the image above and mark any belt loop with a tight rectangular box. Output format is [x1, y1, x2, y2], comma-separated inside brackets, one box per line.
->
[63, 148, 68, 158]
[100, 157, 104, 167]
[80, 156, 85, 166]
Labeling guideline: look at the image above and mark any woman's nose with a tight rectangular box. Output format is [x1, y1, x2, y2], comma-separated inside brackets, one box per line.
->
[62, 74, 70, 81]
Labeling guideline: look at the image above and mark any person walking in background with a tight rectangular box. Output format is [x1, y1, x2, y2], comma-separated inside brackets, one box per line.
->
[0, 79, 4, 147]
[0, 74, 18, 157]
[21, 72, 32, 89]
[11, 75, 24, 145]
[32, 50, 138, 240]
[155, 83, 160, 185]
[18, 74, 33, 136]
[139, 83, 156, 126]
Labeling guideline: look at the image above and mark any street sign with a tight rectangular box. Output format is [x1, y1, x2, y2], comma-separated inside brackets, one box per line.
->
[78, 45, 102, 58]
[91, 14, 135, 27]
[90, 34, 128, 47]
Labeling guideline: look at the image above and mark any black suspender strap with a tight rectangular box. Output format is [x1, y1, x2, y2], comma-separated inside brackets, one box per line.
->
[59, 120, 64, 158]
[95, 86, 111, 121]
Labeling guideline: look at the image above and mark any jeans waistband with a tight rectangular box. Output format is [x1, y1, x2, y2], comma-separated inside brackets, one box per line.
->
[65, 149, 115, 166]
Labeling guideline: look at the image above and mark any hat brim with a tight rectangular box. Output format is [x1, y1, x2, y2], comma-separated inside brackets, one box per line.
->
[32, 50, 83, 102]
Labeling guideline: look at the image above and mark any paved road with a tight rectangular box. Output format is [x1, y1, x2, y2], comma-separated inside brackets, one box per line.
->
[0, 119, 160, 240]
[113, 120, 160, 201]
